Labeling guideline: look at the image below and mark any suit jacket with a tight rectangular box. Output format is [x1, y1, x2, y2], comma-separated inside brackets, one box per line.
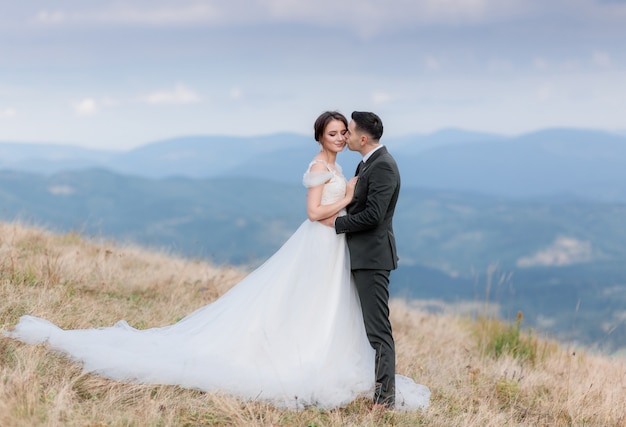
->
[335, 146, 400, 270]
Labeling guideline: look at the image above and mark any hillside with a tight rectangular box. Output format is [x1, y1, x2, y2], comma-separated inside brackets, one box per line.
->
[1, 222, 625, 426]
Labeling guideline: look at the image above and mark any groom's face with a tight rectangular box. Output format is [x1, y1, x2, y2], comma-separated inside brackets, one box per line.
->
[345, 120, 361, 153]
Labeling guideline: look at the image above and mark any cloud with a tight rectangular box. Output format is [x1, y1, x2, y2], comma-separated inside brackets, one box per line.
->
[424, 56, 442, 71]
[35, 10, 66, 24]
[7, 0, 623, 37]
[371, 91, 392, 105]
[34, 3, 223, 27]
[599, 0, 626, 3]
[516, 236, 593, 268]
[25, 0, 552, 33]
[19, 0, 626, 50]
[592, 51, 612, 68]
[74, 98, 97, 116]
[0, 107, 17, 118]
[263, 0, 530, 29]
[230, 87, 243, 100]
[536, 84, 555, 101]
[143, 84, 201, 105]
[532, 57, 549, 71]
[100, 96, 120, 107]
[48, 185, 75, 196]
[487, 58, 514, 73]
[1, 0, 623, 148]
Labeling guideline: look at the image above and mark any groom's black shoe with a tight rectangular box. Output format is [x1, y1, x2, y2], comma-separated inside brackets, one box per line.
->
[373, 383, 395, 410]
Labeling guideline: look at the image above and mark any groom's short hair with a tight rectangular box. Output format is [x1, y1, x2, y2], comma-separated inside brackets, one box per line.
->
[352, 111, 383, 141]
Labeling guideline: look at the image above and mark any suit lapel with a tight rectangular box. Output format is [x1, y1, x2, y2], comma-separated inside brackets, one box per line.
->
[352, 147, 388, 203]
[359, 146, 387, 175]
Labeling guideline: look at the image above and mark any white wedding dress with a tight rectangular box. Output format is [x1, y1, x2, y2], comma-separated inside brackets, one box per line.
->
[5, 161, 429, 411]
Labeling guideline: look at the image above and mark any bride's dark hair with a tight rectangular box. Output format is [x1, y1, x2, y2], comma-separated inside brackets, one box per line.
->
[313, 111, 348, 142]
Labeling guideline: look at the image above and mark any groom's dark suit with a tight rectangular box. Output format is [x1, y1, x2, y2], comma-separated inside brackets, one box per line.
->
[334, 146, 400, 407]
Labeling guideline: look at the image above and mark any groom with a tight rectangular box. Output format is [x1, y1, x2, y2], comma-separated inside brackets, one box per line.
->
[322, 111, 400, 408]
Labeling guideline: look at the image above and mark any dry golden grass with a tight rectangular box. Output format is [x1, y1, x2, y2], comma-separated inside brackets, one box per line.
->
[1, 221, 625, 426]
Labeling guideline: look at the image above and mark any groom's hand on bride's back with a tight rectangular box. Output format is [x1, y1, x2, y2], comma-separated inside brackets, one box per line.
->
[320, 215, 337, 227]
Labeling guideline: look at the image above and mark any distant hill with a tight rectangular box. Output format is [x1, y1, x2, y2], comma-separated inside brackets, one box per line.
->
[0, 134, 312, 179]
[3, 127, 626, 201]
[0, 169, 305, 264]
[398, 128, 626, 201]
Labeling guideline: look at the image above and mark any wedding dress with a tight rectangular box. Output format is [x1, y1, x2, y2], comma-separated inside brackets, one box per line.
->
[4, 161, 430, 411]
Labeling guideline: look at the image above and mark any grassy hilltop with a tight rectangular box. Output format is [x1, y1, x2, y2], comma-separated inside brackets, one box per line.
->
[1, 222, 625, 426]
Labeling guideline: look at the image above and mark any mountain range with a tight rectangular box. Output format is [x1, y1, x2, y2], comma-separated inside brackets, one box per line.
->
[3, 127, 626, 201]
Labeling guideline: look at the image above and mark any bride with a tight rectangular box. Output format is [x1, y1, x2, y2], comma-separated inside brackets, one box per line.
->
[4, 111, 429, 411]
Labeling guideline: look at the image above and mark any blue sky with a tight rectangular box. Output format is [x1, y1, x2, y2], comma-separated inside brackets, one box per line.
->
[1, 0, 625, 149]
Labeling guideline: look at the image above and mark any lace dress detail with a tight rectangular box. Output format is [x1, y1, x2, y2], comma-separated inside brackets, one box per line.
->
[303, 160, 347, 214]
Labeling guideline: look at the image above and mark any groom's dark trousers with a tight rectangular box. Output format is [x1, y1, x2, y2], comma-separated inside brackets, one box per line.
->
[352, 269, 395, 406]
[335, 146, 400, 407]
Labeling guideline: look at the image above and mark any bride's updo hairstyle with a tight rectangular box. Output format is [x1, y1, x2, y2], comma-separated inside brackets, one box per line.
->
[314, 111, 348, 143]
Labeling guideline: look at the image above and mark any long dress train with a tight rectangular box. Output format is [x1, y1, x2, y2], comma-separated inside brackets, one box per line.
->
[4, 161, 430, 411]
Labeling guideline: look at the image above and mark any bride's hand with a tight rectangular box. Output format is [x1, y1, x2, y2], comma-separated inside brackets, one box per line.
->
[320, 215, 337, 227]
[345, 176, 358, 200]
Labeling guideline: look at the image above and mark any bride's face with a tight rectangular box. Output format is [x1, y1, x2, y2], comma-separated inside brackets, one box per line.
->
[320, 119, 347, 153]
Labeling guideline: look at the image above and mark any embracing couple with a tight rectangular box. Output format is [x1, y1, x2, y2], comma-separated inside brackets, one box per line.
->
[5, 111, 429, 411]
[312, 110, 400, 408]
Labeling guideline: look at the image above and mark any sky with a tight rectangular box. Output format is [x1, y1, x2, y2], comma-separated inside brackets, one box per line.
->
[1, 0, 625, 150]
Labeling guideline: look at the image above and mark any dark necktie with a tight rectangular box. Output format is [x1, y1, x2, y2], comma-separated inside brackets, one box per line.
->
[355, 160, 364, 176]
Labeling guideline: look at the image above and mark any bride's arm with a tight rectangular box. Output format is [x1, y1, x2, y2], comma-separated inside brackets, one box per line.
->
[306, 165, 357, 222]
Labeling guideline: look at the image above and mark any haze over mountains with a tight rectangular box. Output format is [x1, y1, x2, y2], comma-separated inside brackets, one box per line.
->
[3, 127, 626, 202]
[2, 127, 626, 353]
